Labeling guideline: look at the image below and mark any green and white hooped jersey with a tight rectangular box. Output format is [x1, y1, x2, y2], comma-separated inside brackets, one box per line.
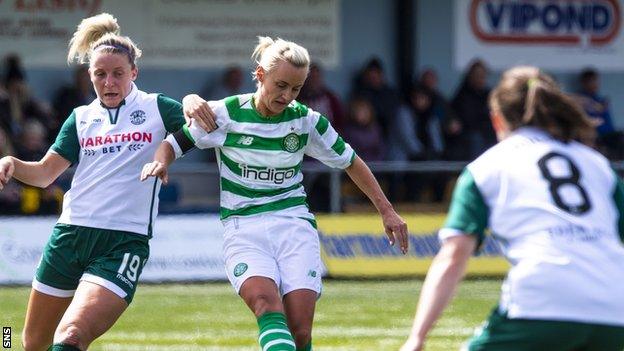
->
[440, 127, 624, 326]
[166, 93, 356, 221]
[50, 83, 185, 237]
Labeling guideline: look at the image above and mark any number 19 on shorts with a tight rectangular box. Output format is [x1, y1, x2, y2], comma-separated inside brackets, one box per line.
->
[117, 253, 144, 282]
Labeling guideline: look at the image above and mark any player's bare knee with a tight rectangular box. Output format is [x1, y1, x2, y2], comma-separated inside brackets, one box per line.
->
[251, 293, 280, 315]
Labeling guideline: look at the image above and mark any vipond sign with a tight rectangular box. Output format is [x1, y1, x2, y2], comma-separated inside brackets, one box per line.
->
[455, 0, 624, 70]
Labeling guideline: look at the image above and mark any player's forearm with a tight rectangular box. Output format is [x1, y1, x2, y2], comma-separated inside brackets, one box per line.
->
[154, 141, 176, 166]
[409, 238, 473, 340]
[11, 154, 69, 188]
[345, 156, 393, 214]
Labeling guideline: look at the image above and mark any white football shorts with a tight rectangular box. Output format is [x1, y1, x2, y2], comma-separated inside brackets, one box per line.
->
[222, 213, 322, 297]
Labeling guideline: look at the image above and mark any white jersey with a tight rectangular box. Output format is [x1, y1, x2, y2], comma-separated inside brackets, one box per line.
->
[167, 93, 355, 222]
[50, 83, 185, 236]
[440, 127, 624, 326]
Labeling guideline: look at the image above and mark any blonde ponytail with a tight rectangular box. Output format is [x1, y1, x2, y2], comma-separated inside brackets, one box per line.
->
[67, 13, 142, 66]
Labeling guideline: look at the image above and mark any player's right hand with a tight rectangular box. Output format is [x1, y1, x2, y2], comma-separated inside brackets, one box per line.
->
[182, 94, 217, 132]
[140, 161, 169, 185]
[0, 156, 15, 191]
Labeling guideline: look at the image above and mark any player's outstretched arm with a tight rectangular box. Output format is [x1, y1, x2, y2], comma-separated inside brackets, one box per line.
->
[141, 141, 176, 185]
[401, 235, 476, 351]
[0, 153, 70, 190]
[345, 156, 408, 254]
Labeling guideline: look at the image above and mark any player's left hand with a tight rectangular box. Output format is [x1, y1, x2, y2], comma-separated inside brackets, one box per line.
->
[381, 209, 408, 254]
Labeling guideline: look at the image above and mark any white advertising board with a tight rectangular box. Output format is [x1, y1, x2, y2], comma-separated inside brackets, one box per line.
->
[0, 215, 227, 284]
[455, 0, 624, 70]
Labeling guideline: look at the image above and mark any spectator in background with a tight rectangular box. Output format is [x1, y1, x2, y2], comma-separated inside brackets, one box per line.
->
[0, 125, 19, 214]
[418, 68, 457, 143]
[299, 62, 345, 133]
[52, 65, 95, 135]
[203, 65, 244, 101]
[448, 59, 496, 160]
[576, 68, 624, 159]
[299, 62, 346, 211]
[16, 119, 49, 161]
[341, 97, 386, 205]
[351, 57, 401, 138]
[389, 85, 446, 202]
[2, 54, 54, 140]
[342, 97, 385, 161]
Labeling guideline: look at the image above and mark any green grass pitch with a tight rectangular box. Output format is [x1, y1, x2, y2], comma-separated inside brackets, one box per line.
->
[0, 279, 501, 350]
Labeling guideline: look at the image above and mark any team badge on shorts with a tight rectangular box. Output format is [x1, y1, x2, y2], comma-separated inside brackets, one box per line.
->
[233, 263, 248, 277]
[282, 133, 300, 153]
[130, 110, 146, 125]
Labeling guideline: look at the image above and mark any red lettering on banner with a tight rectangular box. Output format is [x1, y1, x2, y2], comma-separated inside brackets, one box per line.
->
[470, 0, 621, 46]
[13, 0, 102, 16]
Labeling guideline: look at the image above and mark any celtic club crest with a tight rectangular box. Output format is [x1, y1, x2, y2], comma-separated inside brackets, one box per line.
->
[282, 133, 300, 153]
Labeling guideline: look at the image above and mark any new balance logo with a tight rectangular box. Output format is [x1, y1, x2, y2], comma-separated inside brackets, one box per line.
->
[237, 136, 254, 146]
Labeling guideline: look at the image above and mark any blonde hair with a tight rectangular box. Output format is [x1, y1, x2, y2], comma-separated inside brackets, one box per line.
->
[251, 36, 310, 83]
[67, 13, 142, 66]
[489, 66, 594, 143]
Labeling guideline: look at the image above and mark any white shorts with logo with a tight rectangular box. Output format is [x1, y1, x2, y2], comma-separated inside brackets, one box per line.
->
[222, 214, 322, 297]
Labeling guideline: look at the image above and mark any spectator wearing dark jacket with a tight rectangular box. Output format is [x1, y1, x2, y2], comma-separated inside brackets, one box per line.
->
[448, 59, 496, 160]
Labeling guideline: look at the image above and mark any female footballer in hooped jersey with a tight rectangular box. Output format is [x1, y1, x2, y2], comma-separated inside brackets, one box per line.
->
[0, 13, 207, 351]
[141, 36, 409, 351]
[401, 66, 624, 351]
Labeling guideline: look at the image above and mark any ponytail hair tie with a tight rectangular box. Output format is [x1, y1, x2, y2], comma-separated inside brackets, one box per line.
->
[527, 77, 540, 89]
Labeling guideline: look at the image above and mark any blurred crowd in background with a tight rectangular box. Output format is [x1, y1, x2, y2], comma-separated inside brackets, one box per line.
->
[1, 53, 622, 215]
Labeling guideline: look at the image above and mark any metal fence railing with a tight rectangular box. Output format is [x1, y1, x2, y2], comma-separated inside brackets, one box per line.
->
[166, 160, 624, 213]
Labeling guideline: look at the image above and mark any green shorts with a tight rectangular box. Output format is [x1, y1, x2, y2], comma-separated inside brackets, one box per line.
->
[34, 224, 150, 304]
[466, 307, 624, 351]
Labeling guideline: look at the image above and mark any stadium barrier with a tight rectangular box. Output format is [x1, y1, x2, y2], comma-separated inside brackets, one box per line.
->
[0, 213, 508, 285]
[0, 215, 227, 284]
[316, 214, 508, 277]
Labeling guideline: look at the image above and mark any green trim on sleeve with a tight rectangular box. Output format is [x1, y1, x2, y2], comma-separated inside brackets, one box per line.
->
[157, 94, 185, 133]
[182, 124, 196, 144]
[612, 170, 624, 243]
[331, 136, 346, 155]
[50, 111, 80, 164]
[315, 115, 330, 135]
[444, 168, 489, 244]
[348, 151, 357, 166]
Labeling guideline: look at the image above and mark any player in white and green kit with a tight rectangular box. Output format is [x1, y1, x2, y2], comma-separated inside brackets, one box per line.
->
[401, 66, 624, 351]
[0, 14, 192, 351]
[142, 36, 409, 351]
